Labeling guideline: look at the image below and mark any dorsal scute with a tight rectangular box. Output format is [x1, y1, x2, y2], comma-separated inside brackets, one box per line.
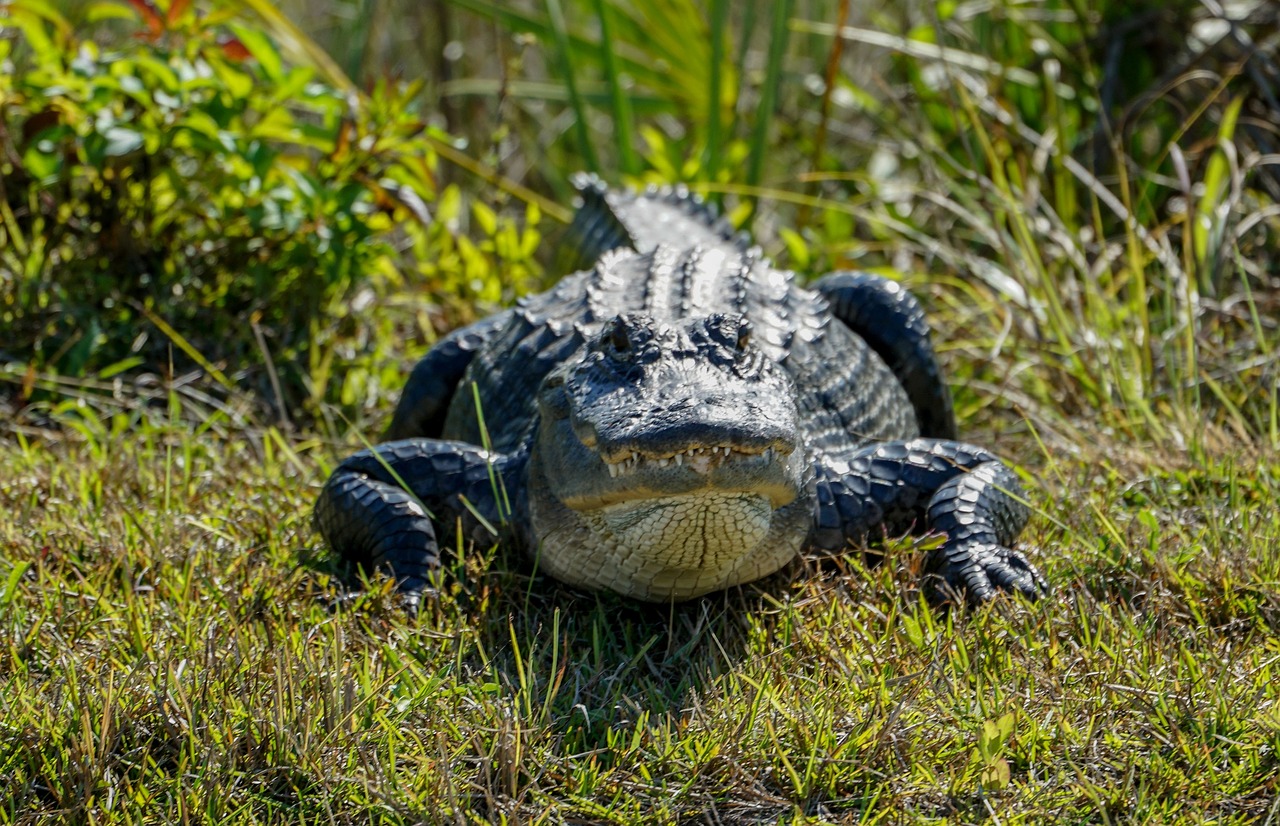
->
[558, 173, 748, 274]
[573, 242, 814, 368]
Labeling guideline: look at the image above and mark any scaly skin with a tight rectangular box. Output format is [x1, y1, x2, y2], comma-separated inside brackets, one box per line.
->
[314, 178, 1048, 605]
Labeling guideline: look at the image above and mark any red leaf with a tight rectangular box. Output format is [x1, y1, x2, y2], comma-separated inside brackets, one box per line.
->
[124, 0, 163, 40]
[218, 35, 251, 62]
[166, 0, 191, 25]
[332, 118, 354, 161]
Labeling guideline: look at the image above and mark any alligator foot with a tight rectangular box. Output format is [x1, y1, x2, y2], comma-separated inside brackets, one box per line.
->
[313, 439, 518, 605]
[924, 459, 1048, 605]
[809, 440, 1047, 605]
[926, 540, 1048, 606]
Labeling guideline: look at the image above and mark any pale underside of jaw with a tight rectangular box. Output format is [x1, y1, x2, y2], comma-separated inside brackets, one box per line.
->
[603, 446, 779, 478]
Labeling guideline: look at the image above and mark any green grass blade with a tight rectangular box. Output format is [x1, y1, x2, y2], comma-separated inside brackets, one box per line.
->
[734, 0, 760, 93]
[444, 0, 671, 93]
[424, 133, 573, 223]
[593, 0, 637, 175]
[745, 0, 793, 215]
[0, 560, 31, 613]
[705, 0, 729, 183]
[1194, 95, 1245, 283]
[135, 303, 235, 392]
[545, 0, 600, 174]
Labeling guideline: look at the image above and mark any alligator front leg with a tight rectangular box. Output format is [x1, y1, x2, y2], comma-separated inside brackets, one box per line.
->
[314, 439, 524, 610]
[384, 313, 510, 441]
[807, 439, 1047, 604]
[813, 271, 957, 439]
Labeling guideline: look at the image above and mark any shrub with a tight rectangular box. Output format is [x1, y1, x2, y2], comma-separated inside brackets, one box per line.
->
[0, 0, 544, 424]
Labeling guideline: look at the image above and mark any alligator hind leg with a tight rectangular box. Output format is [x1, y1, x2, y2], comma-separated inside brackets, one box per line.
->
[813, 271, 957, 439]
[314, 439, 521, 610]
[806, 439, 1046, 604]
[384, 313, 510, 441]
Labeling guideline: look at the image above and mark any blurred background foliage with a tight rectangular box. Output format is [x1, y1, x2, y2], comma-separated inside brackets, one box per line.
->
[1, 0, 1278, 446]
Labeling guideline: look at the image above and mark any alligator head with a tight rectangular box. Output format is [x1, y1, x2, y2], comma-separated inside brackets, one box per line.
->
[530, 311, 808, 599]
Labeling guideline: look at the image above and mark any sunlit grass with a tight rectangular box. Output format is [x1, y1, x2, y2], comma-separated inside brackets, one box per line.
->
[3, 0, 1280, 822]
[3, 408, 1279, 821]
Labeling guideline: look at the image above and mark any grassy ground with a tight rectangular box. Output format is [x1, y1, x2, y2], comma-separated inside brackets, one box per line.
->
[4, 402, 1280, 823]
[4, 0, 1280, 822]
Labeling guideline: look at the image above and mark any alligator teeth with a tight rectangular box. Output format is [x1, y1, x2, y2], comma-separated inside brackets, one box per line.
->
[605, 444, 784, 478]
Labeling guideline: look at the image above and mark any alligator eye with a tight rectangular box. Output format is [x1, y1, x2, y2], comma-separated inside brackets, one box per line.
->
[735, 320, 752, 352]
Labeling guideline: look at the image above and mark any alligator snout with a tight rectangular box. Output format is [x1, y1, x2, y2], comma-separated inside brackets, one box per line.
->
[545, 307, 806, 512]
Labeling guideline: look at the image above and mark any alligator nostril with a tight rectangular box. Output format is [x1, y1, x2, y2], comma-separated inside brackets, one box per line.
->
[610, 324, 630, 352]
[604, 318, 633, 359]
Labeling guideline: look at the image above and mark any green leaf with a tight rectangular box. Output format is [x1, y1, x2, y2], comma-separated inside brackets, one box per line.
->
[980, 757, 1011, 791]
[229, 22, 283, 83]
[22, 141, 64, 183]
[97, 356, 144, 379]
[208, 55, 254, 100]
[4, 9, 57, 60]
[472, 201, 497, 236]
[438, 185, 462, 224]
[270, 65, 315, 106]
[250, 107, 301, 144]
[132, 55, 180, 92]
[0, 561, 31, 613]
[779, 227, 809, 269]
[85, 2, 138, 23]
[103, 126, 144, 157]
[979, 713, 1016, 760]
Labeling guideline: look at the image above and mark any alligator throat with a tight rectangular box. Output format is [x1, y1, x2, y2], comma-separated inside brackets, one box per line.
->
[579, 491, 775, 599]
[593, 492, 772, 565]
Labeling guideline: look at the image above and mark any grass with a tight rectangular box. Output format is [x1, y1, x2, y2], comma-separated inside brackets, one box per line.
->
[4, 0, 1280, 822]
[3, 412, 1280, 823]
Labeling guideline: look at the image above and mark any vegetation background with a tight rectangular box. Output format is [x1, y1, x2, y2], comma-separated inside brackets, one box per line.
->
[2, 0, 1280, 822]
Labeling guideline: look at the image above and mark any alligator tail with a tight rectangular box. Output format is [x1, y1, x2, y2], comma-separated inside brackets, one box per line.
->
[556, 172, 747, 275]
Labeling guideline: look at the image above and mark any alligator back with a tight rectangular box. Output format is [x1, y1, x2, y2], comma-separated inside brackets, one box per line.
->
[556, 173, 746, 273]
[443, 185, 918, 455]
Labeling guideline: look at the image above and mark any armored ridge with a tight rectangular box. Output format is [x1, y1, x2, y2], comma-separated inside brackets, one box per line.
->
[315, 179, 1046, 606]
[557, 172, 747, 274]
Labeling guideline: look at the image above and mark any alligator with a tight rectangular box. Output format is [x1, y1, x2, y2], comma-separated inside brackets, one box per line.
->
[314, 176, 1047, 609]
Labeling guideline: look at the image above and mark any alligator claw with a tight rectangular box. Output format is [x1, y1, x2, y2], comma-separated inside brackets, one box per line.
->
[399, 589, 424, 618]
[928, 541, 1049, 606]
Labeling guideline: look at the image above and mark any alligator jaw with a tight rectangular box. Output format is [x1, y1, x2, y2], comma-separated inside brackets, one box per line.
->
[602, 445, 782, 478]
[544, 439, 802, 514]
